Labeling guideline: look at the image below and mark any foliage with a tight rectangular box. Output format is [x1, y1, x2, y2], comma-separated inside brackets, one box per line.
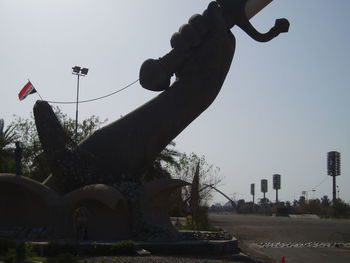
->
[142, 141, 180, 182]
[45, 241, 78, 257]
[0, 238, 15, 254]
[46, 253, 78, 263]
[332, 199, 350, 218]
[26, 256, 48, 262]
[321, 195, 331, 206]
[174, 152, 222, 206]
[14, 242, 26, 262]
[8, 115, 46, 180]
[235, 202, 258, 214]
[0, 119, 17, 149]
[221, 195, 350, 219]
[176, 212, 222, 232]
[10, 107, 107, 181]
[0, 119, 17, 173]
[43, 240, 135, 257]
[1, 248, 16, 263]
[110, 240, 135, 255]
[0, 241, 38, 263]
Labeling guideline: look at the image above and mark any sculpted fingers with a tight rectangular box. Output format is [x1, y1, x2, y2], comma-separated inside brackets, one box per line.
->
[170, 21, 202, 51]
[205, 1, 227, 35]
[189, 14, 209, 36]
[179, 24, 201, 47]
[170, 1, 228, 52]
[170, 32, 189, 52]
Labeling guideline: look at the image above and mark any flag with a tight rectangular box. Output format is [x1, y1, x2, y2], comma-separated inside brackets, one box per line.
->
[18, 81, 36, 101]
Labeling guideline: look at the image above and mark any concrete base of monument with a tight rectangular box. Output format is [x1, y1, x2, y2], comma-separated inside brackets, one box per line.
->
[0, 174, 189, 241]
[0, 174, 238, 256]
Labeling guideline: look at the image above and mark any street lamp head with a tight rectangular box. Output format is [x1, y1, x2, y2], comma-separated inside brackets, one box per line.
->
[72, 66, 81, 74]
[81, 68, 89, 75]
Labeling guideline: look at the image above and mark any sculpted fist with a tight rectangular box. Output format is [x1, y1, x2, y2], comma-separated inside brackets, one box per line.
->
[140, 1, 235, 92]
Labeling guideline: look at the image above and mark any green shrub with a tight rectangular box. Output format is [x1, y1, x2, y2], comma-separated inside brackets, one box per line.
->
[45, 241, 78, 257]
[26, 256, 48, 262]
[0, 238, 15, 254]
[46, 253, 78, 263]
[15, 242, 26, 262]
[84, 244, 110, 256]
[332, 200, 350, 218]
[185, 215, 193, 226]
[2, 248, 16, 263]
[110, 240, 135, 255]
[0, 242, 37, 263]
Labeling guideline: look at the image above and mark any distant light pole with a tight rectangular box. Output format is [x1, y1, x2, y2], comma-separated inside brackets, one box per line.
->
[250, 183, 255, 204]
[337, 185, 340, 199]
[261, 179, 268, 206]
[72, 66, 89, 142]
[273, 174, 281, 204]
[327, 151, 341, 203]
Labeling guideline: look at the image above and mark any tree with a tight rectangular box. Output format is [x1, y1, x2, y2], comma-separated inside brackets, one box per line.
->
[174, 152, 222, 206]
[0, 119, 18, 172]
[298, 195, 306, 206]
[259, 197, 270, 207]
[321, 195, 330, 206]
[142, 141, 181, 182]
[10, 107, 107, 181]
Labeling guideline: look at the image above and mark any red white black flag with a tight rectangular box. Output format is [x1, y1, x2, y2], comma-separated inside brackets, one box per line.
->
[18, 81, 36, 101]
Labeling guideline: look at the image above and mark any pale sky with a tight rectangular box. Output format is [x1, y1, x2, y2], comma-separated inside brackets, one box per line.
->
[1, 0, 349, 204]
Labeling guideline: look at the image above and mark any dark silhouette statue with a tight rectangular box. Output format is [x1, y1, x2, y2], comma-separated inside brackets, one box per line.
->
[34, 1, 288, 194]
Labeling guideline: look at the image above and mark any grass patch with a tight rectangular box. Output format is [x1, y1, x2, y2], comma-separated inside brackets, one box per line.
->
[175, 216, 223, 232]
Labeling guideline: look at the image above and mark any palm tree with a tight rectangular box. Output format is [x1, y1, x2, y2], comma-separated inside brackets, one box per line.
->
[142, 141, 181, 182]
[0, 119, 18, 172]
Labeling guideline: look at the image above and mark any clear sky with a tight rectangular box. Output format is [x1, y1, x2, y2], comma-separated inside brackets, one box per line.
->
[1, 0, 349, 204]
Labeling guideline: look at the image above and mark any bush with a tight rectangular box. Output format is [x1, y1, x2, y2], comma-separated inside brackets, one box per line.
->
[332, 200, 350, 218]
[45, 241, 78, 257]
[15, 242, 26, 262]
[110, 240, 136, 255]
[0, 241, 37, 263]
[0, 239, 15, 254]
[176, 211, 222, 232]
[46, 253, 78, 263]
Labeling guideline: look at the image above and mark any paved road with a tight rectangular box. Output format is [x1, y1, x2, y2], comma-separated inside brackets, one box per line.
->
[209, 213, 350, 263]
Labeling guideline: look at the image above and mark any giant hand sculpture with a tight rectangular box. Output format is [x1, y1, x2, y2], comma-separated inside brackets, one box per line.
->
[34, 0, 288, 194]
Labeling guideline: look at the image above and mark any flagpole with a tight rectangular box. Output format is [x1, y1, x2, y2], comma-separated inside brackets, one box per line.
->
[28, 79, 44, 100]
[36, 92, 44, 101]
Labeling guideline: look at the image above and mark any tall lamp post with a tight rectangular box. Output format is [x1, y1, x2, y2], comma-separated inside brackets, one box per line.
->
[250, 183, 255, 204]
[261, 179, 268, 206]
[273, 174, 281, 205]
[72, 66, 89, 142]
[327, 151, 341, 203]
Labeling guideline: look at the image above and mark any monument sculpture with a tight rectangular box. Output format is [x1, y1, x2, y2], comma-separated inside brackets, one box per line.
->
[0, 0, 288, 241]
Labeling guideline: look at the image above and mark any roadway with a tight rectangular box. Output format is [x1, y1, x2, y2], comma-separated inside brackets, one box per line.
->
[209, 213, 350, 263]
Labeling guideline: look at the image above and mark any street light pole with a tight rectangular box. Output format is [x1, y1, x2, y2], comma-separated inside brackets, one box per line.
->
[75, 73, 80, 143]
[327, 151, 341, 203]
[72, 66, 89, 143]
